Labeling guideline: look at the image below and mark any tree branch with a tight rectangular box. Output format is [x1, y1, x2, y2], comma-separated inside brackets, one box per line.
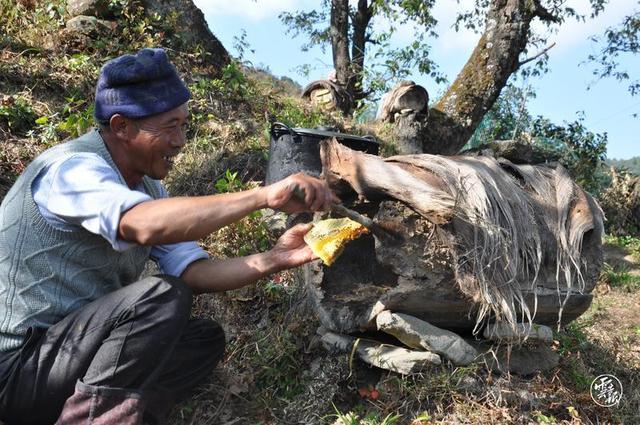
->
[533, 1, 561, 23]
[518, 42, 556, 66]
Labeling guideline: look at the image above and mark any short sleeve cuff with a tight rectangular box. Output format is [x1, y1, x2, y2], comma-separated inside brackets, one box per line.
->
[152, 242, 210, 277]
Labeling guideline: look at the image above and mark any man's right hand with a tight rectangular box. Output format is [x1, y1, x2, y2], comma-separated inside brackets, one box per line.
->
[264, 173, 335, 213]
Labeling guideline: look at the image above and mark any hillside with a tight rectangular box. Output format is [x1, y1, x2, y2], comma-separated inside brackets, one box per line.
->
[608, 157, 640, 176]
[1, 2, 639, 424]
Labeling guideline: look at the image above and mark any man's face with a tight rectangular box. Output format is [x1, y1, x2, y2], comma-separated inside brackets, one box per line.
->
[126, 103, 189, 181]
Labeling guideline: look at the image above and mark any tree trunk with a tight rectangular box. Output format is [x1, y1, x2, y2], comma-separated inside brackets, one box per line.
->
[410, 0, 557, 154]
[350, 0, 372, 102]
[330, 0, 351, 89]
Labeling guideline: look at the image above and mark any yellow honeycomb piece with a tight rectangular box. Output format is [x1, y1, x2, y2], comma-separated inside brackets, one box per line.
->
[304, 218, 369, 266]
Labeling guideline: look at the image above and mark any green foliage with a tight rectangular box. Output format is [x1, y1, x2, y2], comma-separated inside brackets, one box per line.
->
[331, 407, 402, 425]
[468, 83, 608, 194]
[253, 330, 305, 400]
[279, 0, 444, 101]
[455, 0, 607, 79]
[555, 322, 589, 357]
[601, 263, 640, 292]
[231, 29, 255, 61]
[589, 10, 640, 102]
[531, 114, 608, 193]
[56, 0, 186, 56]
[23, 97, 95, 146]
[57, 98, 95, 139]
[107, 0, 167, 49]
[210, 172, 272, 257]
[189, 62, 252, 119]
[563, 357, 595, 391]
[608, 156, 640, 176]
[270, 98, 328, 129]
[0, 0, 66, 46]
[0, 96, 37, 135]
[605, 235, 640, 260]
[190, 62, 330, 130]
[214, 169, 244, 193]
[532, 411, 557, 424]
[62, 53, 99, 75]
[221, 62, 251, 96]
[467, 84, 535, 148]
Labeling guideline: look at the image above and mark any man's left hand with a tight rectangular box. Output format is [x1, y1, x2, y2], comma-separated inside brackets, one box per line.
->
[269, 223, 317, 269]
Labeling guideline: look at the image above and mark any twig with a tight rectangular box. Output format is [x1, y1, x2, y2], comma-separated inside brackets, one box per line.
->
[347, 337, 361, 379]
[518, 42, 556, 67]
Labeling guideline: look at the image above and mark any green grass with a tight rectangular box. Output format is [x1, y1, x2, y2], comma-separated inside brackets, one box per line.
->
[604, 234, 640, 261]
[0, 95, 37, 135]
[331, 407, 402, 425]
[601, 263, 640, 291]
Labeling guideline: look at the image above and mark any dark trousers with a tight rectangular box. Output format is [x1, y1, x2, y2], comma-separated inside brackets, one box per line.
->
[0, 275, 225, 425]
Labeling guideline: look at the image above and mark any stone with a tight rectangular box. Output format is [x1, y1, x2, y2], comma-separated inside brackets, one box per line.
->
[376, 311, 479, 365]
[320, 331, 441, 375]
[483, 322, 554, 344]
[481, 344, 559, 375]
[66, 0, 111, 18]
[65, 15, 114, 37]
[455, 374, 483, 395]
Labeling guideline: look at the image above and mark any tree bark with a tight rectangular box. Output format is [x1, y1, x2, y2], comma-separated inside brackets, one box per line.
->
[350, 0, 372, 102]
[330, 0, 351, 89]
[413, 0, 557, 154]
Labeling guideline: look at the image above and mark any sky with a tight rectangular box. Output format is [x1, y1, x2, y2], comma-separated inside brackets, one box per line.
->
[193, 0, 640, 160]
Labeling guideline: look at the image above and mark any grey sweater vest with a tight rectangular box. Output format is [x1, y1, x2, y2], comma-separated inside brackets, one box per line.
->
[0, 130, 162, 351]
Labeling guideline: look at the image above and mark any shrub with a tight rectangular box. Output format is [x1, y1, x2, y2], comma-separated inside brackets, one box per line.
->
[0, 95, 37, 135]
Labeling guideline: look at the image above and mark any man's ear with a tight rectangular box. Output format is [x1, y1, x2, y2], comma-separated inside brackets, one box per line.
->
[109, 114, 131, 140]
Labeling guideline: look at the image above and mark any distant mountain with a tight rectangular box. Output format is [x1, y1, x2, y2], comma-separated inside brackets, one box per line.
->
[607, 157, 640, 176]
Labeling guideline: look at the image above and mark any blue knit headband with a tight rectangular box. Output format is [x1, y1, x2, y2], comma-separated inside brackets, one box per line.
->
[94, 48, 191, 123]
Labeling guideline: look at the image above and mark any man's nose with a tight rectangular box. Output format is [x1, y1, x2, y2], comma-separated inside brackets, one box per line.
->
[171, 128, 187, 148]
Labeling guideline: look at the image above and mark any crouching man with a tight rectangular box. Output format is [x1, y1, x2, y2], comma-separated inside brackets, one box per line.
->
[0, 48, 332, 425]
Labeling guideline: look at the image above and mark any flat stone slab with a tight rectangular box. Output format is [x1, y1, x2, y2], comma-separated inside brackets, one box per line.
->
[480, 344, 559, 375]
[320, 331, 440, 375]
[376, 310, 479, 365]
[483, 322, 554, 344]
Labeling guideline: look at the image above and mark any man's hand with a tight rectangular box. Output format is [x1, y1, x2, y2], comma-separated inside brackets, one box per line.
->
[265, 173, 334, 213]
[269, 223, 317, 269]
[180, 222, 318, 293]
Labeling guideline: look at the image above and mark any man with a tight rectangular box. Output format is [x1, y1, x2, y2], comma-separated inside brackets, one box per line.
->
[0, 48, 332, 424]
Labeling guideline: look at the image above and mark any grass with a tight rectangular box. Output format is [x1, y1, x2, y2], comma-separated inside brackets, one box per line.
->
[331, 407, 403, 425]
[604, 235, 640, 261]
[601, 263, 640, 291]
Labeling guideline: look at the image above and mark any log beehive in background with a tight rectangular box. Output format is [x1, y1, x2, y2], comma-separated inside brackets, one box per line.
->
[377, 81, 429, 123]
[301, 80, 353, 115]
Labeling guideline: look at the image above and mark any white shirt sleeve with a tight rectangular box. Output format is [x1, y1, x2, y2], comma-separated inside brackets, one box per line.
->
[32, 152, 209, 276]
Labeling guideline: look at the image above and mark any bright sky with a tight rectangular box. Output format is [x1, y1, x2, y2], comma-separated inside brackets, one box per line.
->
[193, 0, 640, 159]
